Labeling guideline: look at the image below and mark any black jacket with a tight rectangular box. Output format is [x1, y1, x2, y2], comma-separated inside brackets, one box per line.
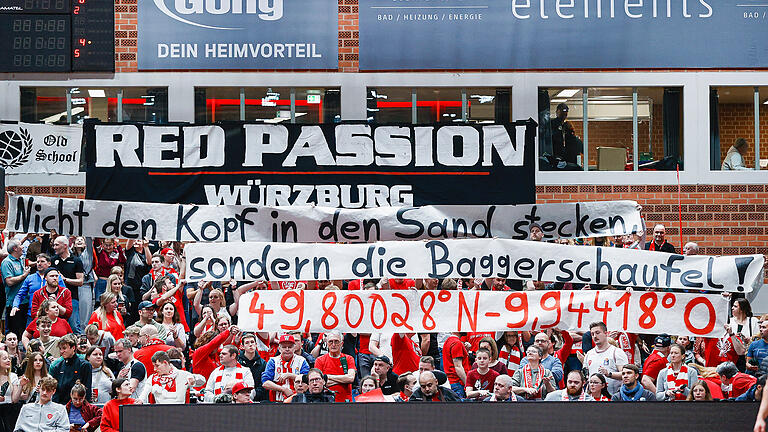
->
[409, 387, 461, 402]
[50, 355, 92, 404]
[238, 352, 267, 401]
[291, 390, 336, 403]
[380, 371, 399, 395]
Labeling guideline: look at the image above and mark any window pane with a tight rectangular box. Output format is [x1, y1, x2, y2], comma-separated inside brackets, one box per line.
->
[294, 88, 341, 124]
[121, 87, 168, 124]
[542, 87, 682, 172]
[416, 88, 462, 123]
[466, 88, 504, 123]
[244, 87, 292, 123]
[713, 86, 755, 170]
[367, 88, 412, 123]
[68, 87, 120, 123]
[20, 87, 67, 124]
[195, 87, 242, 123]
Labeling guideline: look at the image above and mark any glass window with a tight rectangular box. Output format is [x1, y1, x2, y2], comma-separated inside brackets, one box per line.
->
[20, 87, 168, 124]
[710, 86, 765, 171]
[539, 87, 682, 172]
[367, 88, 413, 123]
[194, 87, 341, 124]
[366, 87, 511, 124]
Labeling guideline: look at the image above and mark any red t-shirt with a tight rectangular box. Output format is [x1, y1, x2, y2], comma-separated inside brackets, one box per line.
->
[641, 350, 667, 382]
[347, 280, 363, 290]
[388, 279, 415, 290]
[359, 334, 372, 355]
[391, 334, 420, 376]
[466, 368, 500, 394]
[88, 311, 125, 342]
[25, 317, 71, 338]
[463, 332, 495, 352]
[314, 353, 356, 403]
[443, 335, 470, 385]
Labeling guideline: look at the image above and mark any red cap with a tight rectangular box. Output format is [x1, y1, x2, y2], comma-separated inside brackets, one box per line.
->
[160, 248, 173, 256]
[278, 334, 296, 344]
[231, 381, 253, 394]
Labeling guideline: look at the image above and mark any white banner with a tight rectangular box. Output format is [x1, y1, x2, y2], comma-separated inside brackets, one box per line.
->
[185, 239, 764, 293]
[0, 123, 81, 174]
[236, 290, 728, 337]
[6, 194, 643, 242]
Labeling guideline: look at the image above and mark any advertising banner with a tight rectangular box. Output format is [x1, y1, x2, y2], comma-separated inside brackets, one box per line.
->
[236, 289, 728, 336]
[138, 0, 338, 69]
[359, 0, 768, 69]
[184, 238, 765, 293]
[0, 123, 81, 174]
[7, 194, 643, 242]
[84, 121, 537, 206]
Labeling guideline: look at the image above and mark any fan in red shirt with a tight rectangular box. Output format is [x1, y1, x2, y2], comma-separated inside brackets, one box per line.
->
[464, 332, 495, 352]
[391, 333, 421, 375]
[384, 278, 415, 290]
[23, 300, 72, 341]
[314, 331, 356, 402]
[716, 361, 756, 399]
[641, 334, 671, 392]
[442, 332, 470, 398]
[465, 348, 500, 400]
[698, 335, 741, 367]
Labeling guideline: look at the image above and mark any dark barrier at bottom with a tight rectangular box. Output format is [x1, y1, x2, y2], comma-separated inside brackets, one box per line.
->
[121, 402, 759, 432]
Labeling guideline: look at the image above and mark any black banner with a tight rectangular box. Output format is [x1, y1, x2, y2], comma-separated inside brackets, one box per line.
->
[84, 120, 536, 206]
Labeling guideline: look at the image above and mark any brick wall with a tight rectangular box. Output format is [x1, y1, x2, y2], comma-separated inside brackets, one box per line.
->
[718, 103, 768, 166]
[537, 184, 768, 283]
[0, 186, 85, 228]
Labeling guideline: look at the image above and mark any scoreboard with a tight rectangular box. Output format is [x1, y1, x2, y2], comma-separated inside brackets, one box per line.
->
[0, 0, 114, 72]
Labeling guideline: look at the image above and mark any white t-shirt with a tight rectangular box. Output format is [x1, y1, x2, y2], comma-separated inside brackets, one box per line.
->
[370, 333, 393, 360]
[583, 344, 628, 395]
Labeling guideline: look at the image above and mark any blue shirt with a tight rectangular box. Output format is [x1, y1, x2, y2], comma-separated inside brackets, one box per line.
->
[1, 255, 25, 308]
[13, 272, 65, 316]
[68, 405, 85, 426]
[748, 339, 768, 365]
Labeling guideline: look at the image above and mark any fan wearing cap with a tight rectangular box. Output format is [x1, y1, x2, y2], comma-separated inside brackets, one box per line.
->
[315, 330, 356, 403]
[126, 301, 169, 341]
[261, 334, 310, 402]
[231, 381, 254, 404]
[371, 355, 398, 396]
[641, 334, 672, 393]
[550, 102, 580, 165]
[159, 248, 179, 273]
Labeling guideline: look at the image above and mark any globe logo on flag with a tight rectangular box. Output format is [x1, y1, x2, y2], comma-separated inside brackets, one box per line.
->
[0, 128, 33, 169]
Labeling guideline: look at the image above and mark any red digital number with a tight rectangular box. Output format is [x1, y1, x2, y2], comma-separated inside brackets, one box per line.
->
[73, 6, 79, 13]
[73, 49, 80, 58]
[79, 38, 86, 46]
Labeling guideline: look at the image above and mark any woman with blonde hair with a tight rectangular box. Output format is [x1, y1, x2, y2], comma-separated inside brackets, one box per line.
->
[18, 352, 48, 403]
[0, 350, 21, 404]
[88, 292, 125, 341]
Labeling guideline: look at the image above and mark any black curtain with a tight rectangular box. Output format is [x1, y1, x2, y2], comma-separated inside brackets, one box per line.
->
[538, 88, 552, 156]
[495, 89, 511, 123]
[710, 88, 721, 170]
[194, 88, 207, 124]
[324, 89, 341, 123]
[662, 88, 682, 161]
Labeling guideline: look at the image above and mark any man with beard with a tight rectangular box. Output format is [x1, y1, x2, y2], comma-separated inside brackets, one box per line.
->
[545, 370, 595, 401]
[612, 364, 656, 401]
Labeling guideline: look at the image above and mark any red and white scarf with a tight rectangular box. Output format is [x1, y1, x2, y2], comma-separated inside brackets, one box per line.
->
[616, 332, 635, 365]
[271, 355, 305, 402]
[213, 364, 244, 395]
[561, 390, 588, 401]
[499, 345, 523, 370]
[665, 364, 689, 401]
[521, 363, 545, 399]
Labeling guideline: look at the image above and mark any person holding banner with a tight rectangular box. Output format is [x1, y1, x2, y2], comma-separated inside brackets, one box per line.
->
[655, 343, 699, 401]
[314, 331, 356, 403]
[510, 346, 556, 400]
[644, 224, 676, 253]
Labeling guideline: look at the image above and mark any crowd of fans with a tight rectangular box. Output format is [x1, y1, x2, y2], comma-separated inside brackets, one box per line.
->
[0, 223, 760, 431]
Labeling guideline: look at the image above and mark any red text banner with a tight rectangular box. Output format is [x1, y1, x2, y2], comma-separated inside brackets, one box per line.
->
[237, 290, 727, 336]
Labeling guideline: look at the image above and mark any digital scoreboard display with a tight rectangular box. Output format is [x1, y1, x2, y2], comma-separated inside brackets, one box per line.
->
[0, 0, 114, 72]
